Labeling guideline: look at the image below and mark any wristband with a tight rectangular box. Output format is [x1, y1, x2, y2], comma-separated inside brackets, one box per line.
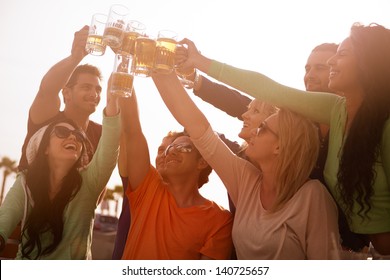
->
[193, 70, 200, 89]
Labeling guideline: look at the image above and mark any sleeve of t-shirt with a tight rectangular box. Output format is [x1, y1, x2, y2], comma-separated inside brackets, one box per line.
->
[0, 173, 26, 242]
[82, 113, 120, 199]
[200, 208, 233, 260]
[194, 76, 252, 120]
[126, 165, 159, 214]
[304, 181, 341, 259]
[191, 125, 261, 206]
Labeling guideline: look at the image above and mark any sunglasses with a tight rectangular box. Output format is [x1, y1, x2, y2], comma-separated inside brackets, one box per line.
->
[52, 126, 86, 143]
[256, 121, 279, 138]
[164, 143, 193, 156]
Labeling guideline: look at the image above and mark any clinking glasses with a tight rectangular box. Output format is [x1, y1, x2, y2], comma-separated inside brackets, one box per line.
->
[164, 143, 193, 156]
[52, 126, 87, 143]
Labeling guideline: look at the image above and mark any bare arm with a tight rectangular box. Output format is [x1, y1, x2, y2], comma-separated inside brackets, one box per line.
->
[193, 76, 251, 120]
[118, 91, 150, 191]
[118, 134, 128, 177]
[152, 72, 210, 139]
[30, 25, 89, 124]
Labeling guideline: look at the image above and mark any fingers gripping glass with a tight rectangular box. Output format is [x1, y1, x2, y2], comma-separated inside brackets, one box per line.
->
[164, 143, 193, 156]
[256, 121, 279, 138]
[52, 126, 87, 143]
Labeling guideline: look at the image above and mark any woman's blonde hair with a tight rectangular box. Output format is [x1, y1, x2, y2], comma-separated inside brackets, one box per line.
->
[239, 99, 279, 152]
[271, 109, 319, 212]
[257, 100, 279, 117]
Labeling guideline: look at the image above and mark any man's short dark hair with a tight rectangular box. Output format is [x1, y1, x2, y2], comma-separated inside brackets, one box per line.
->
[65, 64, 103, 88]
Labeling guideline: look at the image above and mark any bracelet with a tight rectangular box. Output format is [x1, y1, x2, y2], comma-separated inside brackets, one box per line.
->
[193, 70, 200, 88]
[181, 68, 196, 78]
[176, 68, 195, 79]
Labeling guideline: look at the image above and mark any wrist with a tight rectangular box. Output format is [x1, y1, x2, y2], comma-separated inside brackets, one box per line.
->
[177, 68, 196, 80]
[193, 70, 202, 91]
[104, 99, 120, 117]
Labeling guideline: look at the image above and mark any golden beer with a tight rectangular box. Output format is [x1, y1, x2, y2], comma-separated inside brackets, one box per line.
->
[110, 72, 134, 98]
[87, 13, 107, 56]
[121, 31, 140, 55]
[86, 35, 106, 56]
[103, 26, 124, 48]
[134, 37, 156, 77]
[154, 38, 177, 74]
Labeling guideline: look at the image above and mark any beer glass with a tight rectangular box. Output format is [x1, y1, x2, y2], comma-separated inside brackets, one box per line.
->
[121, 20, 146, 55]
[133, 36, 156, 77]
[110, 53, 134, 98]
[154, 30, 178, 74]
[86, 13, 107, 56]
[103, 4, 129, 48]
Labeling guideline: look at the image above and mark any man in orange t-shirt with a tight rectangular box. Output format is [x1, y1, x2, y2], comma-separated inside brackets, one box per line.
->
[118, 92, 233, 260]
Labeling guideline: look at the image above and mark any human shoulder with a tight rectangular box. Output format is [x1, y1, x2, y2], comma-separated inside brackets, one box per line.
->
[86, 119, 102, 136]
[87, 119, 102, 129]
[28, 111, 65, 130]
[128, 165, 163, 195]
[300, 179, 329, 194]
[205, 200, 233, 219]
[298, 179, 336, 206]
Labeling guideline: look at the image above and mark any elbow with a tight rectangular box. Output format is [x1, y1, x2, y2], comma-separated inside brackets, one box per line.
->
[184, 122, 210, 138]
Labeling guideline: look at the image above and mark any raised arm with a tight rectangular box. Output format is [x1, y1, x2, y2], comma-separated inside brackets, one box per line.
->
[83, 82, 120, 197]
[29, 25, 89, 124]
[118, 90, 150, 191]
[118, 134, 128, 178]
[178, 38, 339, 125]
[152, 72, 210, 139]
[176, 45, 250, 120]
[193, 75, 251, 120]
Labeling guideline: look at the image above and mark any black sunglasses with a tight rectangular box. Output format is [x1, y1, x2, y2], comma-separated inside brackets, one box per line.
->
[52, 126, 86, 143]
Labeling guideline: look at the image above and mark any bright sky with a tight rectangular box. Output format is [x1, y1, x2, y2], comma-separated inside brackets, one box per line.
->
[0, 0, 389, 210]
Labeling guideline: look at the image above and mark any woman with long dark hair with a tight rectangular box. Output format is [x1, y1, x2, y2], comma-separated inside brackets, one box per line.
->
[0, 94, 120, 259]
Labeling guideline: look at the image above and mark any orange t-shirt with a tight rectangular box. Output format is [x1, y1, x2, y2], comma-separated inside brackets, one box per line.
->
[121, 166, 233, 260]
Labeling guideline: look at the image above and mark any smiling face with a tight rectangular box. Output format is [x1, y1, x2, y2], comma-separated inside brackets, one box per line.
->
[45, 122, 84, 167]
[245, 113, 279, 164]
[62, 73, 102, 115]
[239, 99, 273, 141]
[304, 50, 335, 92]
[161, 135, 203, 177]
[327, 38, 363, 96]
[155, 135, 175, 174]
